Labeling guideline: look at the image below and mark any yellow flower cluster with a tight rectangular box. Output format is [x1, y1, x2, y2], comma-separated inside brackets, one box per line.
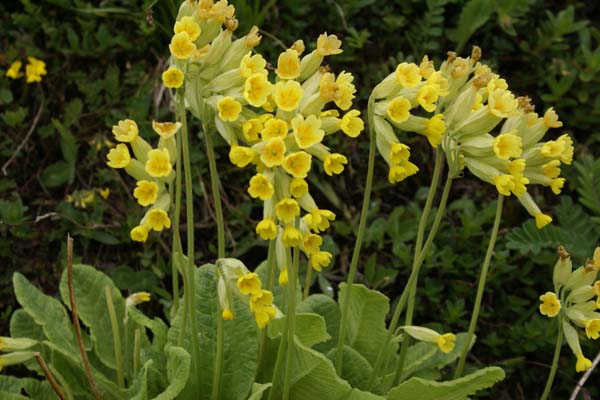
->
[5, 57, 47, 83]
[106, 119, 181, 242]
[65, 187, 110, 209]
[371, 48, 573, 229]
[402, 325, 456, 354]
[539, 246, 600, 372]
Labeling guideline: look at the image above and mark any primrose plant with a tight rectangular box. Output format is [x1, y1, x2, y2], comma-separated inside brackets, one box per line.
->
[2, 0, 597, 399]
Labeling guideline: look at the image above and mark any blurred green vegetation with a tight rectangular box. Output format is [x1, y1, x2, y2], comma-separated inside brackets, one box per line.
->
[1, 0, 599, 398]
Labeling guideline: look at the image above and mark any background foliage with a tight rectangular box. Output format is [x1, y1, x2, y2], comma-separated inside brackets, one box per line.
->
[1, 0, 599, 398]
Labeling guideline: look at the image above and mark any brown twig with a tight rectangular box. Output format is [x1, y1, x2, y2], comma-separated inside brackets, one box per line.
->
[34, 352, 66, 400]
[2, 90, 45, 176]
[67, 235, 103, 400]
[569, 350, 600, 400]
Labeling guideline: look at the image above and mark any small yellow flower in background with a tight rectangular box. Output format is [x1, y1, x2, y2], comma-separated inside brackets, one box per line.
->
[169, 31, 196, 60]
[256, 217, 277, 240]
[98, 187, 110, 199]
[282, 224, 303, 247]
[152, 121, 182, 139]
[112, 119, 139, 143]
[6, 61, 23, 79]
[217, 96, 242, 122]
[543, 107, 563, 128]
[146, 209, 171, 231]
[248, 173, 274, 200]
[424, 114, 445, 147]
[25, 57, 46, 83]
[535, 213, 553, 229]
[493, 132, 522, 160]
[292, 114, 324, 149]
[395, 62, 421, 87]
[162, 67, 185, 88]
[174, 16, 201, 41]
[245, 26, 262, 48]
[323, 153, 348, 176]
[289, 178, 308, 198]
[261, 118, 288, 140]
[126, 292, 151, 308]
[340, 110, 364, 138]
[244, 73, 273, 107]
[283, 151, 312, 178]
[276, 49, 300, 80]
[278, 267, 288, 285]
[310, 250, 332, 271]
[133, 180, 159, 207]
[130, 225, 150, 242]
[539, 291, 561, 317]
[222, 309, 234, 320]
[275, 198, 300, 223]
[585, 319, 600, 340]
[229, 145, 255, 168]
[387, 97, 411, 124]
[435, 333, 456, 353]
[274, 80, 303, 111]
[145, 148, 172, 177]
[316, 33, 343, 56]
[260, 137, 286, 167]
[106, 144, 131, 168]
[237, 272, 261, 296]
[575, 352, 592, 372]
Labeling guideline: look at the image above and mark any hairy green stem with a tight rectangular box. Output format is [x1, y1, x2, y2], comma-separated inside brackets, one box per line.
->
[392, 151, 444, 386]
[283, 228, 300, 400]
[133, 328, 141, 377]
[367, 175, 453, 390]
[258, 239, 277, 374]
[176, 88, 201, 381]
[205, 125, 226, 258]
[454, 195, 504, 378]
[104, 287, 124, 389]
[335, 93, 377, 374]
[540, 318, 563, 400]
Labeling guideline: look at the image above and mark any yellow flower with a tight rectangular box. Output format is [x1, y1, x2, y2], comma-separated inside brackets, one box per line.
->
[395, 62, 421, 88]
[276, 198, 300, 224]
[388, 161, 419, 184]
[585, 319, 600, 340]
[488, 89, 518, 118]
[303, 209, 336, 232]
[130, 225, 150, 242]
[390, 143, 411, 164]
[283, 151, 312, 178]
[303, 233, 322, 255]
[550, 178, 565, 195]
[249, 290, 276, 329]
[419, 55, 435, 79]
[6, 61, 23, 79]
[556, 134, 574, 165]
[535, 213, 552, 229]
[106, 144, 131, 168]
[493, 132, 522, 160]
[112, 119, 139, 142]
[511, 174, 529, 196]
[248, 173, 274, 200]
[310, 251, 332, 271]
[25, 57, 46, 83]
[340, 110, 364, 138]
[323, 153, 348, 176]
[260, 137, 286, 167]
[261, 118, 288, 140]
[133, 180, 159, 207]
[217, 97, 242, 122]
[256, 217, 277, 240]
[242, 117, 264, 143]
[543, 107, 562, 128]
[145, 148, 172, 177]
[539, 291, 561, 317]
[98, 187, 110, 199]
[507, 159, 526, 176]
[222, 309, 234, 320]
[236, 272, 261, 296]
[292, 114, 324, 149]
[245, 26, 262, 48]
[152, 121, 182, 139]
[576, 352, 592, 372]
[274, 80, 303, 111]
[169, 32, 196, 60]
[174, 16, 201, 41]
[278, 267, 288, 285]
[126, 292, 151, 307]
[289, 178, 308, 198]
[282, 225, 303, 247]
[240, 53, 267, 78]
[435, 333, 456, 353]
[244, 73, 273, 107]
[276, 49, 300, 80]
[424, 114, 445, 147]
[146, 209, 171, 231]
[229, 145, 255, 168]
[316, 33, 343, 56]
[492, 175, 514, 196]
[542, 160, 561, 179]
[162, 67, 185, 89]
[386, 97, 411, 124]
[416, 84, 439, 112]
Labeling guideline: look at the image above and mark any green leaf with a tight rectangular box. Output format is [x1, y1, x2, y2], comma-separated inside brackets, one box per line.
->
[152, 347, 191, 400]
[326, 345, 373, 390]
[447, 0, 494, 51]
[40, 161, 71, 188]
[575, 155, 600, 215]
[247, 383, 272, 400]
[297, 294, 340, 352]
[386, 366, 505, 400]
[338, 283, 394, 365]
[58, 264, 133, 373]
[268, 313, 330, 348]
[167, 264, 258, 400]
